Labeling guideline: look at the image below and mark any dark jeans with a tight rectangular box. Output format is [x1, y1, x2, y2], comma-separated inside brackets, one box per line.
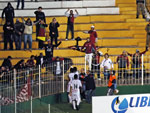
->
[36, 24, 40, 37]
[38, 40, 44, 49]
[118, 68, 128, 79]
[24, 34, 32, 49]
[85, 89, 95, 103]
[51, 36, 58, 45]
[4, 34, 13, 50]
[66, 24, 74, 39]
[15, 35, 22, 50]
[17, 0, 24, 9]
[5, 18, 14, 25]
[132, 65, 141, 79]
[91, 64, 100, 78]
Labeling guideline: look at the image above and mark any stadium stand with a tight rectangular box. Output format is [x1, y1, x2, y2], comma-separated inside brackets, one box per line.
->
[0, 0, 149, 72]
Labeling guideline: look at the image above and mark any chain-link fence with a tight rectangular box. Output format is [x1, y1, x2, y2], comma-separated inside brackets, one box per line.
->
[1, 55, 150, 112]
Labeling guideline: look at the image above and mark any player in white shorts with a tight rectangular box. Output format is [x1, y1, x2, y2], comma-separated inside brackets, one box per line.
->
[67, 67, 75, 103]
[70, 74, 82, 110]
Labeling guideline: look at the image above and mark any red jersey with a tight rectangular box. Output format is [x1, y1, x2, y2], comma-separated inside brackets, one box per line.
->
[81, 41, 96, 54]
[88, 30, 97, 44]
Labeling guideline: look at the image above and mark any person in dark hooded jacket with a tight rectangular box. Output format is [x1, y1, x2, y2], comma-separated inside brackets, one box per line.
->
[3, 21, 14, 50]
[14, 19, 25, 50]
[2, 2, 15, 25]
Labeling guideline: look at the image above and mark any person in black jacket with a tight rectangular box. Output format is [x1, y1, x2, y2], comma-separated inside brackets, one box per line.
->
[13, 59, 26, 70]
[14, 19, 25, 50]
[35, 53, 46, 66]
[3, 21, 14, 50]
[2, 2, 15, 25]
[43, 39, 61, 62]
[16, 0, 24, 10]
[1, 56, 12, 71]
[49, 18, 60, 45]
[84, 70, 96, 104]
[34, 7, 46, 36]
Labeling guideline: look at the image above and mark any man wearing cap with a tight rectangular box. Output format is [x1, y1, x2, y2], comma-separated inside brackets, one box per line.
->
[34, 7, 46, 36]
[65, 9, 79, 40]
[145, 20, 150, 48]
[81, 38, 97, 70]
[127, 48, 148, 78]
[116, 51, 129, 81]
[83, 26, 98, 44]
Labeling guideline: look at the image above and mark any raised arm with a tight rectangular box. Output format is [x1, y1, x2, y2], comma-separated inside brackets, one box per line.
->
[65, 8, 70, 17]
[74, 9, 79, 17]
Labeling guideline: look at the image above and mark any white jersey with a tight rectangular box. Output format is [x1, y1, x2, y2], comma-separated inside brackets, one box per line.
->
[71, 79, 82, 94]
[74, 71, 79, 79]
[69, 73, 75, 81]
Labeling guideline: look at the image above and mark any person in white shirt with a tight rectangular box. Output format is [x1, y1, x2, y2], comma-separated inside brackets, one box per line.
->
[101, 53, 114, 79]
[67, 67, 75, 103]
[70, 74, 82, 110]
[65, 9, 79, 40]
[73, 67, 79, 79]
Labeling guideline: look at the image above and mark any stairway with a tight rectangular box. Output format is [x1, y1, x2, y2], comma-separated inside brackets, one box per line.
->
[0, 0, 149, 72]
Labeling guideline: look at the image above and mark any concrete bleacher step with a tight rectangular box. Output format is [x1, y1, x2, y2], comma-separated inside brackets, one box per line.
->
[119, 7, 136, 12]
[120, 11, 136, 15]
[0, 1, 116, 9]
[126, 19, 146, 23]
[0, 41, 38, 50]
[0, 8, 119, 17]
[0, 14, 138, 26]
[116, 0, 136, 4]
[117, 4, 137, 7]
[0, 50, 45, 58]
[0, 46, 146, 59]
[134, 34, 146, 38]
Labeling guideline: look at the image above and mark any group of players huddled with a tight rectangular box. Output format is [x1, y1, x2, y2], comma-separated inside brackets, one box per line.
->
[67, 66, 119, 111]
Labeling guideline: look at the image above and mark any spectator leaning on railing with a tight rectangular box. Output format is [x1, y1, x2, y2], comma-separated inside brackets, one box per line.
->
[1, 56, 12, 71]
[81, 38, 97, 71]
[116, 50, 129, 80]
[127, 48, 149, 78]
[101, 53, 114, 79]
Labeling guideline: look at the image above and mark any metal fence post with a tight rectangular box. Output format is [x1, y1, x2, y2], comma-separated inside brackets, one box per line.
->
[142, 54, 144, 86]
[85, 55, 86, 73]
[63, 60, 65, 93]
[31, 96, 32, 113]
[48, 104, 50, 113]
[0, 105, 1, 113]
[39, 65, 41, 98]
[14, 69, 17, 113]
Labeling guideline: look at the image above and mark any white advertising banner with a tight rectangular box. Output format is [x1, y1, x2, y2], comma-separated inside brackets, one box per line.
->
[92, 94, 150, 113]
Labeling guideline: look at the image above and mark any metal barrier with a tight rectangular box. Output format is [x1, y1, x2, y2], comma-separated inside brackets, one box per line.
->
[0, 55, 150, 112]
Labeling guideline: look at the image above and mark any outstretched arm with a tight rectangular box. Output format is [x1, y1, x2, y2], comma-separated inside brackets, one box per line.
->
[65, 8, 70, 17]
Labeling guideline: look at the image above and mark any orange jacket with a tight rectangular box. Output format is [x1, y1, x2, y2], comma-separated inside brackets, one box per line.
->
[108, 74, 116, 88]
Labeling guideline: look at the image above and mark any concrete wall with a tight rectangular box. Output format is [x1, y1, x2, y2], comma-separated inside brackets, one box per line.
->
[0, 1, 116, 9]
[0, 7, 119, 17]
